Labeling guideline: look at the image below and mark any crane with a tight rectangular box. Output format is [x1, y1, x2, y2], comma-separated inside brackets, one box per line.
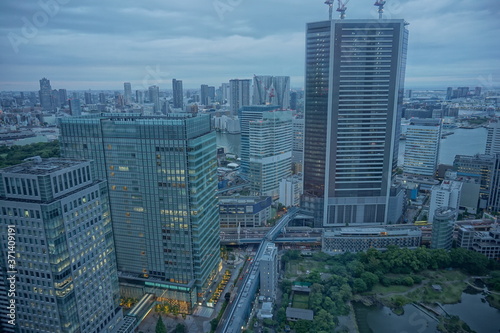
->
[374, 0, 386, 19]
[324, 0, 334, 20]
[336, 0, 350, 20]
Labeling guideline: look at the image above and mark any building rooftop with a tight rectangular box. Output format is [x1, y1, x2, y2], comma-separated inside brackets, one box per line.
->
[286, 307, 314, 321]
[325, 226, 422, 237]
[0, 157, 88, 176]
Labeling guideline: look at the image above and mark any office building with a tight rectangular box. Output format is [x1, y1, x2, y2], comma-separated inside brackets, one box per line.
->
[279, 174, 303, 207]
[221, 83, 230, 104]
[124, 82, 132, 105]
[39, 77, 53, 110]
[200, 84, 209, 105]
[135, 90, 144, 104]
[291, 117, 304, 173]
[322, 226, 422, 254]
[239, 105, 293, 198]
[69, 98, 81, 116]
[99, 92, 107, 104]
[84, 92, 93, 105]
[148, 85, 161, 113]
[404, 118, 442, 177]
[58, 88, 68, 106]
[59, 114, 220, 313]
[428, 180, 462, 222]
[302, 19, 408, 227]
[219, 196, 272, 228]
[252, 75, 290, 109]
[0, 158, 123, 333]
[486, 121, 500, 155]
[172, 79, 183, 109]
[260, 243, 278, 299]
[488, 155, 500, 212]
[454, 154, 497, 208]
[229, 79, 251, 115]
[458, 224, 500, 260]
[430, 207, 456, 250]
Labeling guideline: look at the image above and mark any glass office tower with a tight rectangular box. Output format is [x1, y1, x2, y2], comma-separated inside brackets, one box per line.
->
[302, 19, 408, 227]
[59, 114, 220, 313]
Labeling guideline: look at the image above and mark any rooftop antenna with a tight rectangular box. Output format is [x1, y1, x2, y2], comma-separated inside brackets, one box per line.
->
[324, 0, 334, 20]
[336, 0, 350, 19]
[374, 0, 386, 19]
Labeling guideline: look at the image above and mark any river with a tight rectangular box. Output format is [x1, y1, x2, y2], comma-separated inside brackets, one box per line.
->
[354, 288, 500, 333]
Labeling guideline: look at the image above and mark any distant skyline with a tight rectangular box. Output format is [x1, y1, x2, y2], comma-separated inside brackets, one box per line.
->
[0, 0, 499, 91]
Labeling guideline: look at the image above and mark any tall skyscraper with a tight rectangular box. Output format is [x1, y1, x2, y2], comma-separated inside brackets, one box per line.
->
[148, 85, 161, 113]
[172, 79, 183, 109]
[0, 158, 123, 333]
[59, 114, 220, 313]
[200, 84, 209, 105]
[124, 82, 132, 104]
[69, 98, 81, 116]
[136, 90, 144, 104]
[404, 118, 442, 177]
[99, 92, 106, 104]
[302, 19, 408, 227]
[253, 75, 290, 109]
[58, 88, 68, 106]
[84, 91, 93, 104]
[38, 77, 53, 110]
[486, 120, 500, 155]
[229, 79, 251, 115]
[239, 105, 293, 198]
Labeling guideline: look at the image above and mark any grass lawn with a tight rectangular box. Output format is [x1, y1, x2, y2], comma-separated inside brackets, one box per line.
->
[286, 259, 328, 278]
[292, 293, 310, 309]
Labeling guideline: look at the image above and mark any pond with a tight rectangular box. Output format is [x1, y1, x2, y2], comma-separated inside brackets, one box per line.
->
[354, 288, 500, 333]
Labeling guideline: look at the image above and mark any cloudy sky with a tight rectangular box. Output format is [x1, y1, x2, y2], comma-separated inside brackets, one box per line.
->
[0, 0, 499, 91]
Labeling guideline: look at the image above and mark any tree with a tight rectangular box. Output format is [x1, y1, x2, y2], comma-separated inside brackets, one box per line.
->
[155, 317, 167, 333]
[353, 278, 368, 293]
[360, 271, 379, 290]
[175, 323, 186, 333]
[210, 318, 219, 331]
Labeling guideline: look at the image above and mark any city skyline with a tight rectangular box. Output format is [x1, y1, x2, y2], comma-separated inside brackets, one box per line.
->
[0, 0, 499, 91]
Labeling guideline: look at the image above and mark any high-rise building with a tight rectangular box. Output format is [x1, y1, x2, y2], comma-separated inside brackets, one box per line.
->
[290, 91, 298, 110]
[148, 85, 161, 113]
[291, 116, 304, 173]
[428, 180, 462, 222]
[58, 88, 68, 106]
[172, 79, 183, 109]
[239, 105, 293, 198]
[446, 87, 453, 100]
[252, 75, 290, 109]
[69, 98, 81, 116]
[302, 19, 408, 227]
[475, 86, 482, 97]
[229, 79, 251, 115]
[200, 84, 209, 105]
[99, 92, 106, 104]
[404, 118, 441, 177]
[136, 90, 144, 104]
[39, 77, 53, 110]
[124, 82, 132, 104]
[221, 83, 230, 104]
[487, 155, 500, 212]
[430, 207, 456, 250]
[59, 114, 220, 313]
[486, 120, 500, 155]
[0, 158, 123, 333]
[84, 91, 93, 105]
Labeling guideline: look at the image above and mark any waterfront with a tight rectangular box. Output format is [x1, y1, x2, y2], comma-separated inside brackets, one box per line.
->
[354, 288, 499, 333]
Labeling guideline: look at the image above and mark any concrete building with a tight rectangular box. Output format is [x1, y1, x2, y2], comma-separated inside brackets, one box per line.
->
[291, 116, 304, 173]
[124, 82, 132, 105]
[172, 79, 183, 109]
[39, 77, 53, 110]
[0, 158, 123, 333]
[458, 224, 500, 260]
[259, 243, 278, 299]
[59, 114, 220, 313]
[428, 180, 462, 222]
[219, 196, 272, 228]
[404, 118, 441, 177]
[239, 105, 293, 198]
[430, 207, 456, 250]
[148, 85, 160, 113]
[322, 227, 422, 254]
[279, 173, 303, 207]
[229, 79, 251, 116]
[454, 154, 497, 208]
[302, 19, 408, 227]
[486, 121, 500, 155]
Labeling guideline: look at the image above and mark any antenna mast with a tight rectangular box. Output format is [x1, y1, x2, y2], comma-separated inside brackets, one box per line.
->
[324, 0, 334, 20]
[374, 0, 386, 19]
[336, 0, 350, 20]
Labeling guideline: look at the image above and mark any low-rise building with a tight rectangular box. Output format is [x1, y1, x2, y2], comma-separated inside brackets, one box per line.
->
[458, 223, 500, 260]
[322, 226, 422, 254]
[219, 196, 272, 228]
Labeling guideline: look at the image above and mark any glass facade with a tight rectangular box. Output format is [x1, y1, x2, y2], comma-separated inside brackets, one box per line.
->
[59, 114, 220, 312]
